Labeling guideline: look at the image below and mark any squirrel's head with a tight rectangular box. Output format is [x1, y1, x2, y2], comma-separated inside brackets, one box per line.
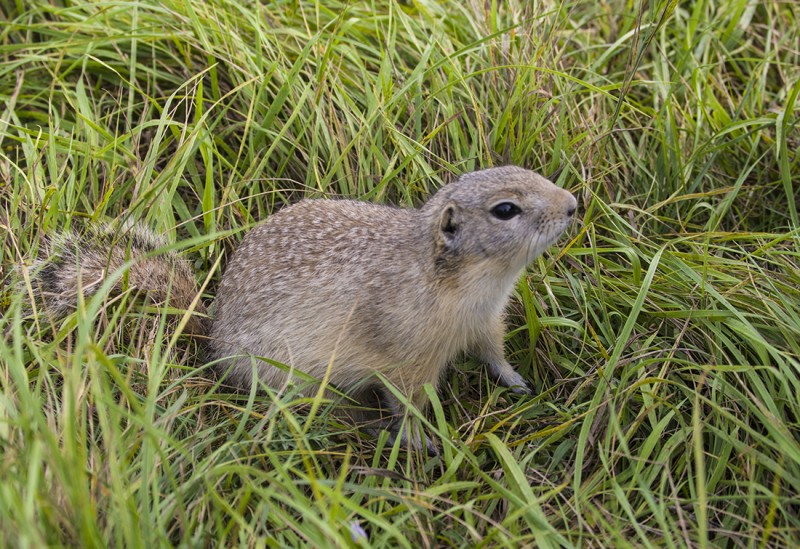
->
[424, 166, 576, 279]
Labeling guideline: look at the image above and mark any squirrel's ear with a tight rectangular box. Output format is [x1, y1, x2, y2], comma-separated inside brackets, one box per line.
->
[437, 203, 460, 249]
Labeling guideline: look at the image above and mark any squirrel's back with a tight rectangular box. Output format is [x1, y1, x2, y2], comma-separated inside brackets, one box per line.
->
[210, 198, 431, 389]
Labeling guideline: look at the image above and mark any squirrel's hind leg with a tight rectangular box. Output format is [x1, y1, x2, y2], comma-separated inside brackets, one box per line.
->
[349, 384, 438, 455]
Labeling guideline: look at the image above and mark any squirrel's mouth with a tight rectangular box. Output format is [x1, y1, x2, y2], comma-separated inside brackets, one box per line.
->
[523, 221, 572, 264]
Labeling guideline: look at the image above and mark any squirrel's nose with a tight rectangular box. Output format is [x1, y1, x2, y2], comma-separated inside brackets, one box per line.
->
[565, 193, 578, 217]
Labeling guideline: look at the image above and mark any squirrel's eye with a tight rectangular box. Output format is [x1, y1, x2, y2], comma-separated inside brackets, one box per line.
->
[490, 202, 522, 220]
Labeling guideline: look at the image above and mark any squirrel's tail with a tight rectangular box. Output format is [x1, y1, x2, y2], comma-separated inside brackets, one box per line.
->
[25, 223, 208, 335]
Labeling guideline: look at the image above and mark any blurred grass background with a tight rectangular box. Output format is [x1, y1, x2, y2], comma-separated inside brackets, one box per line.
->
[1, 0, 799, 546]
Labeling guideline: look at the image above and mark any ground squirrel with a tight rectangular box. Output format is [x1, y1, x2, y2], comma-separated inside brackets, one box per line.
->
[27, 166, 576, 449]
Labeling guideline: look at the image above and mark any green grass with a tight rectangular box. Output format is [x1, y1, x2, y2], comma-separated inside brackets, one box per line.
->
[1, 0, 799, 546]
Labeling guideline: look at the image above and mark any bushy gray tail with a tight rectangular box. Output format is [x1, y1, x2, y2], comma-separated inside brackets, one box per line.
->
[23, 223, 208, 335]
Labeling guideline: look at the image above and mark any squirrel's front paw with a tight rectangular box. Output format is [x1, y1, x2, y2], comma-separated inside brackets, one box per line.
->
[509, 383, 534, 395]
[494, 367, 533, 395]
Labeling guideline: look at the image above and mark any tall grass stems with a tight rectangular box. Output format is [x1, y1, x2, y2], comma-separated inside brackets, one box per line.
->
[1, 0, 798, 545]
